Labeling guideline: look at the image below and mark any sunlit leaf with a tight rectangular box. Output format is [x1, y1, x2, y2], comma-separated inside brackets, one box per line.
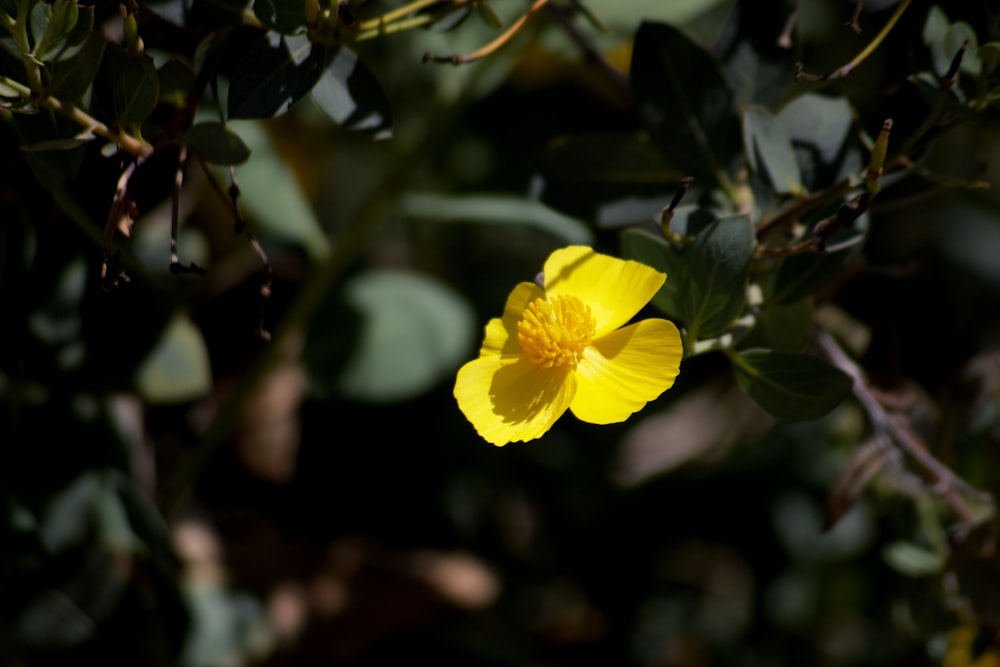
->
[630, 20, 743, 186]
[729, 349, 852, 421]
[743, 105, 804, 196]
[181, 121, 251, 164]
[135, 313, 212, 403]
[227, 33, 323, 119]
[399, 192, 592, 245]
[777, 93, 861, 189]
[309, 45, 393, 138]
[336, 270, 476, 403]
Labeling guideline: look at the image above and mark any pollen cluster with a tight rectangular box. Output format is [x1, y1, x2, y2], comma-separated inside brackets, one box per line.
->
[517, 295, 596, 368]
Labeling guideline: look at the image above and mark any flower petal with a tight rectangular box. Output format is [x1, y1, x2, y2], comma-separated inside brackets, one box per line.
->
[570, 318, 682, 424]
[454, 355, 576, 446]
[542, 246, 666, 337]
[481, 282, 544, 356]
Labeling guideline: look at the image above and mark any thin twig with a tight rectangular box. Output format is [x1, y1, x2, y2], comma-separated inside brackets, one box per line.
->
[796, 0, 911, 81]
[816, 328, 993, 528]
[170, 146, 207, 277]
[424, 0, 550, 64]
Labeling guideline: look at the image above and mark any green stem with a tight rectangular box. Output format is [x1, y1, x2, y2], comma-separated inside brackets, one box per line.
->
[0, 75, 153, 157]
[343, 13, 434, 43]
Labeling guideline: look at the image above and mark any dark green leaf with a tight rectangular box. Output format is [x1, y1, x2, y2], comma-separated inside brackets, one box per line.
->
[680, 214, 753, 339]
[309, 45, 393, 138]
[227, 33, 324, 119]
[92, 42, 159, 126]
[729, 348, 852, 421]
[145, 0, 248, 29]
[743, 105, 804, 196]
[621, 227, 686, 319]
[530, 132, 683, 225]
[253, 0, 306, 35]
[335, 270, 476, 403]
[749, 300, 812, 352]
[156, 57, 196, 107]
[630, 21, 743, 186]
[771, 243, 861, 306]
[181, 121, 250, 164]
[45, 31, 106, 103]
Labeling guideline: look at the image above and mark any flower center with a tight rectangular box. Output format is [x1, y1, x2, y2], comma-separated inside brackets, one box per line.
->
[517, 295, 596, 369]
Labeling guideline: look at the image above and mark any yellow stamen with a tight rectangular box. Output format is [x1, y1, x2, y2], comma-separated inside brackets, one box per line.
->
[517, 295, 595, 368]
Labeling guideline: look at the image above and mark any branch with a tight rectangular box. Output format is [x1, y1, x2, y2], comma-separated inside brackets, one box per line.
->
[816, 328, 994, 529]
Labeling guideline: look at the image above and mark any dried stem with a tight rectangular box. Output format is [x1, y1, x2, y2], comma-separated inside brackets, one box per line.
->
[424, 0, 550, 64]
[796, 0, 911, 81]
[816, 328, 994, 528]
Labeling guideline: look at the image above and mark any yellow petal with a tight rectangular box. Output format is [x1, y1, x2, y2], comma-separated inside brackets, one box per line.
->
[481, 282, 544, 356]
[542, 246, 665, 337]
[454, 355, 576, 446]
[570, 318, 682, 424]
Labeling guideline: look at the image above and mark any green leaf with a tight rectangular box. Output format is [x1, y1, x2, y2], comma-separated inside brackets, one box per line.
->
[156, 57, 196, 107]
[771, 243, 861, 306]
[227, 119, 329, 261]
[181, 121, 251, 164]
[620, 227, 686, 319]
[48, 4, 92, 61]
[335, 270, 476, 403]
[743, 105, 804, 196]
[777, 93, 861, 189]
[399, 192, 593, 245]
[32, 0, 78, 61]
[530, 132, 683, 225]
[227, 33, 323, 119]
[882, 541, 947, 578]
[729, 348, 852, 421]
[749, 300, 812, 352]
[680, 214, 753, 339]
[309, 45, 393, 139]
[135, 313, 212, 403]
[45, 31, 106, 103]
[924, 6, 981, 78]
[630, 21, 743, 186]
[92, 42, 159, 126]
[252, 0, 306, 34]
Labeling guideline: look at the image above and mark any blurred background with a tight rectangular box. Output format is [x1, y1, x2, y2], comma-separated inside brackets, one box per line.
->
[2, 0, 1000, 665]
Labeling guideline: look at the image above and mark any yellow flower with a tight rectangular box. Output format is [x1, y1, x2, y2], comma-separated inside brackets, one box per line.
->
[454, 245, 683, 446]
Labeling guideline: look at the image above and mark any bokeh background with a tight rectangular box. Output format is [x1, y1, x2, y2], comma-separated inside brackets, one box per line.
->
[3, 0, 1000, 665]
